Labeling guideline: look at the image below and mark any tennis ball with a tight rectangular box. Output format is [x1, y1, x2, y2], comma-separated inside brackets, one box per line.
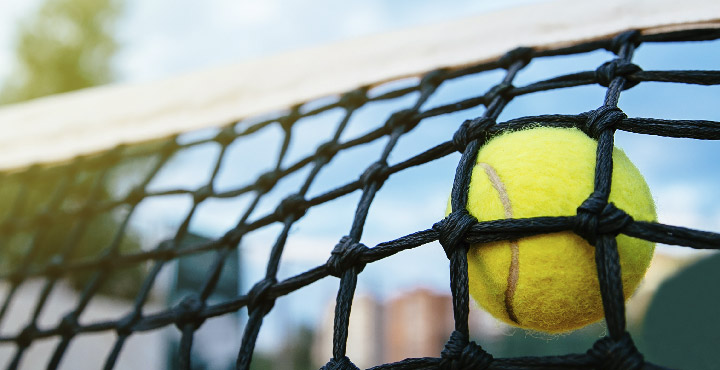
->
[448, 127, 655, 333]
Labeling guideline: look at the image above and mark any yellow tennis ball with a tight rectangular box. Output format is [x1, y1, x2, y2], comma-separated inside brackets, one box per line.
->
[449, 127, 656, 333]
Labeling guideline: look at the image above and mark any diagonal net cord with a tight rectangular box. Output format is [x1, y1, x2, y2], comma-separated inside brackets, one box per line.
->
[0, 27, 719, 370]
[321, 70, 444, 370]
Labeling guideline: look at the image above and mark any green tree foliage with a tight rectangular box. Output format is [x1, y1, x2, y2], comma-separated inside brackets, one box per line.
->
[0, 0, 144, 299]
[0, 0, 120, 104]
[0, 153, 151, 299]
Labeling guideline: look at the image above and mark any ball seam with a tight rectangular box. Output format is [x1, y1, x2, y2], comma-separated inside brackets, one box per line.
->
[479, 162, 520, 324]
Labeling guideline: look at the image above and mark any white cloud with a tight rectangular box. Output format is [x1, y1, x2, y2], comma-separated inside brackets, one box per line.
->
[653, 182, 719, 257]
[363, 193, 446, 242]
[0, 0, 42, 40]
[211, 0, 281, 27]
[338, 2, 387, 36]
[243, 233, 337, 265]
[654, 183, 713, 230]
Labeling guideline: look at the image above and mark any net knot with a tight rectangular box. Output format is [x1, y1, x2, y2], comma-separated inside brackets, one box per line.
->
[320, 356, 360, 370]
[58, 313, 78, 337]
[221, 225, 246, 246]
[193, 185, 213, 203]
[360, 161, 390, 188]
[173, 294, 205, 329]
[276, 194, 307, 219]
[483, 82, 513, 103]
[248, 277, 277, 313]
[595, 59, 642, 89]
[498, 46, 533, 69]
[125, 186, 146, 205]
[326, 236, 369, 277]
[421, 69, 448, 93]
[587, 332, 644, 370]
[598, 203, 634, 236]
[607, 30, 641, 55]
[575, 192, 606, 245]
[315, 142, 339, 163]
[156, 240, 176, 261]
[452, 117, 495, 152]
[214, 126, 237, 146]
[163, 139, 180, 156]
[116, 313, 138, 336]
[581, 106, 626, 139]
[16, 324, 37, 348]
[339, 88, 367, 109]
[385, 109, 420, 133]
[574, 192, 634, 245]
[440, 330, 493, 370]
[279, 108, 301, 132]
[434, 210, 477, 258]
[256, 170, 280, 192]
[97, 249, 119, 270]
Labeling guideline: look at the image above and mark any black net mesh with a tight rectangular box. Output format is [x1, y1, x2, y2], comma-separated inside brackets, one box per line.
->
[1, 27, 720, 370]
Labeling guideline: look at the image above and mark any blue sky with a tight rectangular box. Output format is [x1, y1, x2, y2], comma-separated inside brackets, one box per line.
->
[112, 0, 540, 83]
[0, 0, 541, 84]
[1, 0, 719, 361]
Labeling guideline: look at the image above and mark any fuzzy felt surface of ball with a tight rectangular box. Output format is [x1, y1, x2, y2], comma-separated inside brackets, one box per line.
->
[457, 127, 655, 333]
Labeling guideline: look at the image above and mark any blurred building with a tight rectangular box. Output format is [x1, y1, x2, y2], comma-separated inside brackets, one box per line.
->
[385, 288, 508, 362]
[312, 293, 384, 369]
[0, 279, 164, 369]
[384, 288, 454, 362]
[165, 233, 242, 370]
[0, 232, 242, 370]
[311, 251, 700, 367]
[312, 288, 506, 368]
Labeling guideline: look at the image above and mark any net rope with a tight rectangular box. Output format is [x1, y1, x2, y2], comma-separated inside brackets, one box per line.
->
[1, 28, 720, 370]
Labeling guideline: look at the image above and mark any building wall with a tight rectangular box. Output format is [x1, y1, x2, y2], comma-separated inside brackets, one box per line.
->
[312, 287, 511, 368]
[0, 280, 164, 370]
[312, 293, 384, 369]
[384, 288, 454, 363]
